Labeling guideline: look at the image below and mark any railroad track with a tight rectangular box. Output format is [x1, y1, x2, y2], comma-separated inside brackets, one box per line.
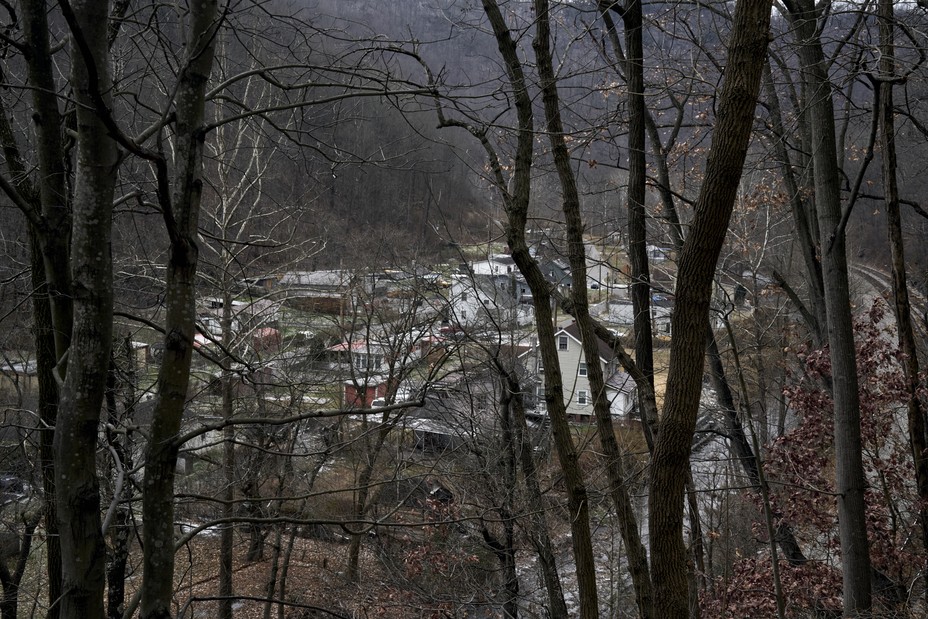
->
[850, 263, 928, 340]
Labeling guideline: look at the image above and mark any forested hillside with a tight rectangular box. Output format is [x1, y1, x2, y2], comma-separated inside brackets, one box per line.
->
[0, 1, 927, 618]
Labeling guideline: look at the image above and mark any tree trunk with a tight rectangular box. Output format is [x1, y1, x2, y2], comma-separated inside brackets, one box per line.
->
[218, 290, 235, 619]
[485, 388, 519, 618]
[139, 244, 198, 619]
[476, 2, 601, 614]
[533, 2, 654, 615]
[621, 0, 658, 450]
[30, 231, 63, 619]
[598, 0, 661, 447]
[877, 0, 928, 605]
[21, 0, 73, 363]
[761, 62, 826, 344]
[346, 417, 392, 583]
[18, 2, 73, 612]
[648, 0, 771, 615]
[140, 2, 219, 617]
[54, 3, 118, 616]
[785, 2, 873, 612]
[502, 372, 568, 618]
[105, 345, 134, 619]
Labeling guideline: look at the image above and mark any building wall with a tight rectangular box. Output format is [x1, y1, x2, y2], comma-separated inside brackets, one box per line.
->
[555, 333, 593, 417]
[345, 380, 389, 408]
[535, 332, 635, 420]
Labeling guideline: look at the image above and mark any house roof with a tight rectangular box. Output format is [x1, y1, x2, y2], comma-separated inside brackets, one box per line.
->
[486, 254, 516, 266]
[606, 370, 635, 394]
[279, 270, 351, 288]
[327, 341, 385, 353]
[558, 322, 616, 363]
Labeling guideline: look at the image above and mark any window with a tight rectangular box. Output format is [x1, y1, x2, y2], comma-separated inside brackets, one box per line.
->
[353, 352, 382, 371]
[577, 390, 588, 406]
[536, 387, 547, 411]
[578, 362, 587, 377]
[558, 335, 569, 351]
[537, 357, 544, 373]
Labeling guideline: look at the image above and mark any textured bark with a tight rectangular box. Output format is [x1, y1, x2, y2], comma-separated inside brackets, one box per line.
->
[761, 63, 826, 344]
[533, 2, 653, 616]
[648, 1, 771, 616]
[0, 73, 64, 619]
[21, 0, 73, 363]
[502, 372, 568, 618]
[599, 0, 659, 448]
[479, 2, 600, 614]
[595, 3, 667, 447]
[30, 230, 63, 619]
[621, 0, 657, 451]
[16, 4, 73, 610]
[140, 2, 219, 617]
[218, 290, 235, 619]
[878, 0, 928, 604]
[104, 348, 133, 619]
[54, 2, 118, 617]
[785, 2, 873, 612]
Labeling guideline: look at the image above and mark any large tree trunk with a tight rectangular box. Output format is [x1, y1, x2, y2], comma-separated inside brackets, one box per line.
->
[140, 2, 219, 617]
[784, 1, 873, 612]
[533, 2, 654, 616]
[54, 2, 118, 616]
[17, 2, 73, 611]
[471, 2, 602, 616]
[648, 0, 771, 615]
[621, 0, 658, 449]
[21, 0, 73, 362]
[878, 0, 928, 604]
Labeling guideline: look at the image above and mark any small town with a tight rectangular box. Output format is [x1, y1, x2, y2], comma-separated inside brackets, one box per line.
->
[1, 1, 927, 618]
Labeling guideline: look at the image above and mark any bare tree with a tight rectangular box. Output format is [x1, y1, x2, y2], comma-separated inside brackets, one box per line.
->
[877, 0, 928, 603]
[52, 2, 119, 616]
[781, 1, 873, 611]
[647, 0, 771, 614]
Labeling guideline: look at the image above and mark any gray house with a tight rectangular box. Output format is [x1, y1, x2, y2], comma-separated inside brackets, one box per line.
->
[530, 323, 637, 422]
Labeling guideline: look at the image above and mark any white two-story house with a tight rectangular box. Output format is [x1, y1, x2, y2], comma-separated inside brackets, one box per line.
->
[444, 273, 534, 329]
[530, 322, 637, 422]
